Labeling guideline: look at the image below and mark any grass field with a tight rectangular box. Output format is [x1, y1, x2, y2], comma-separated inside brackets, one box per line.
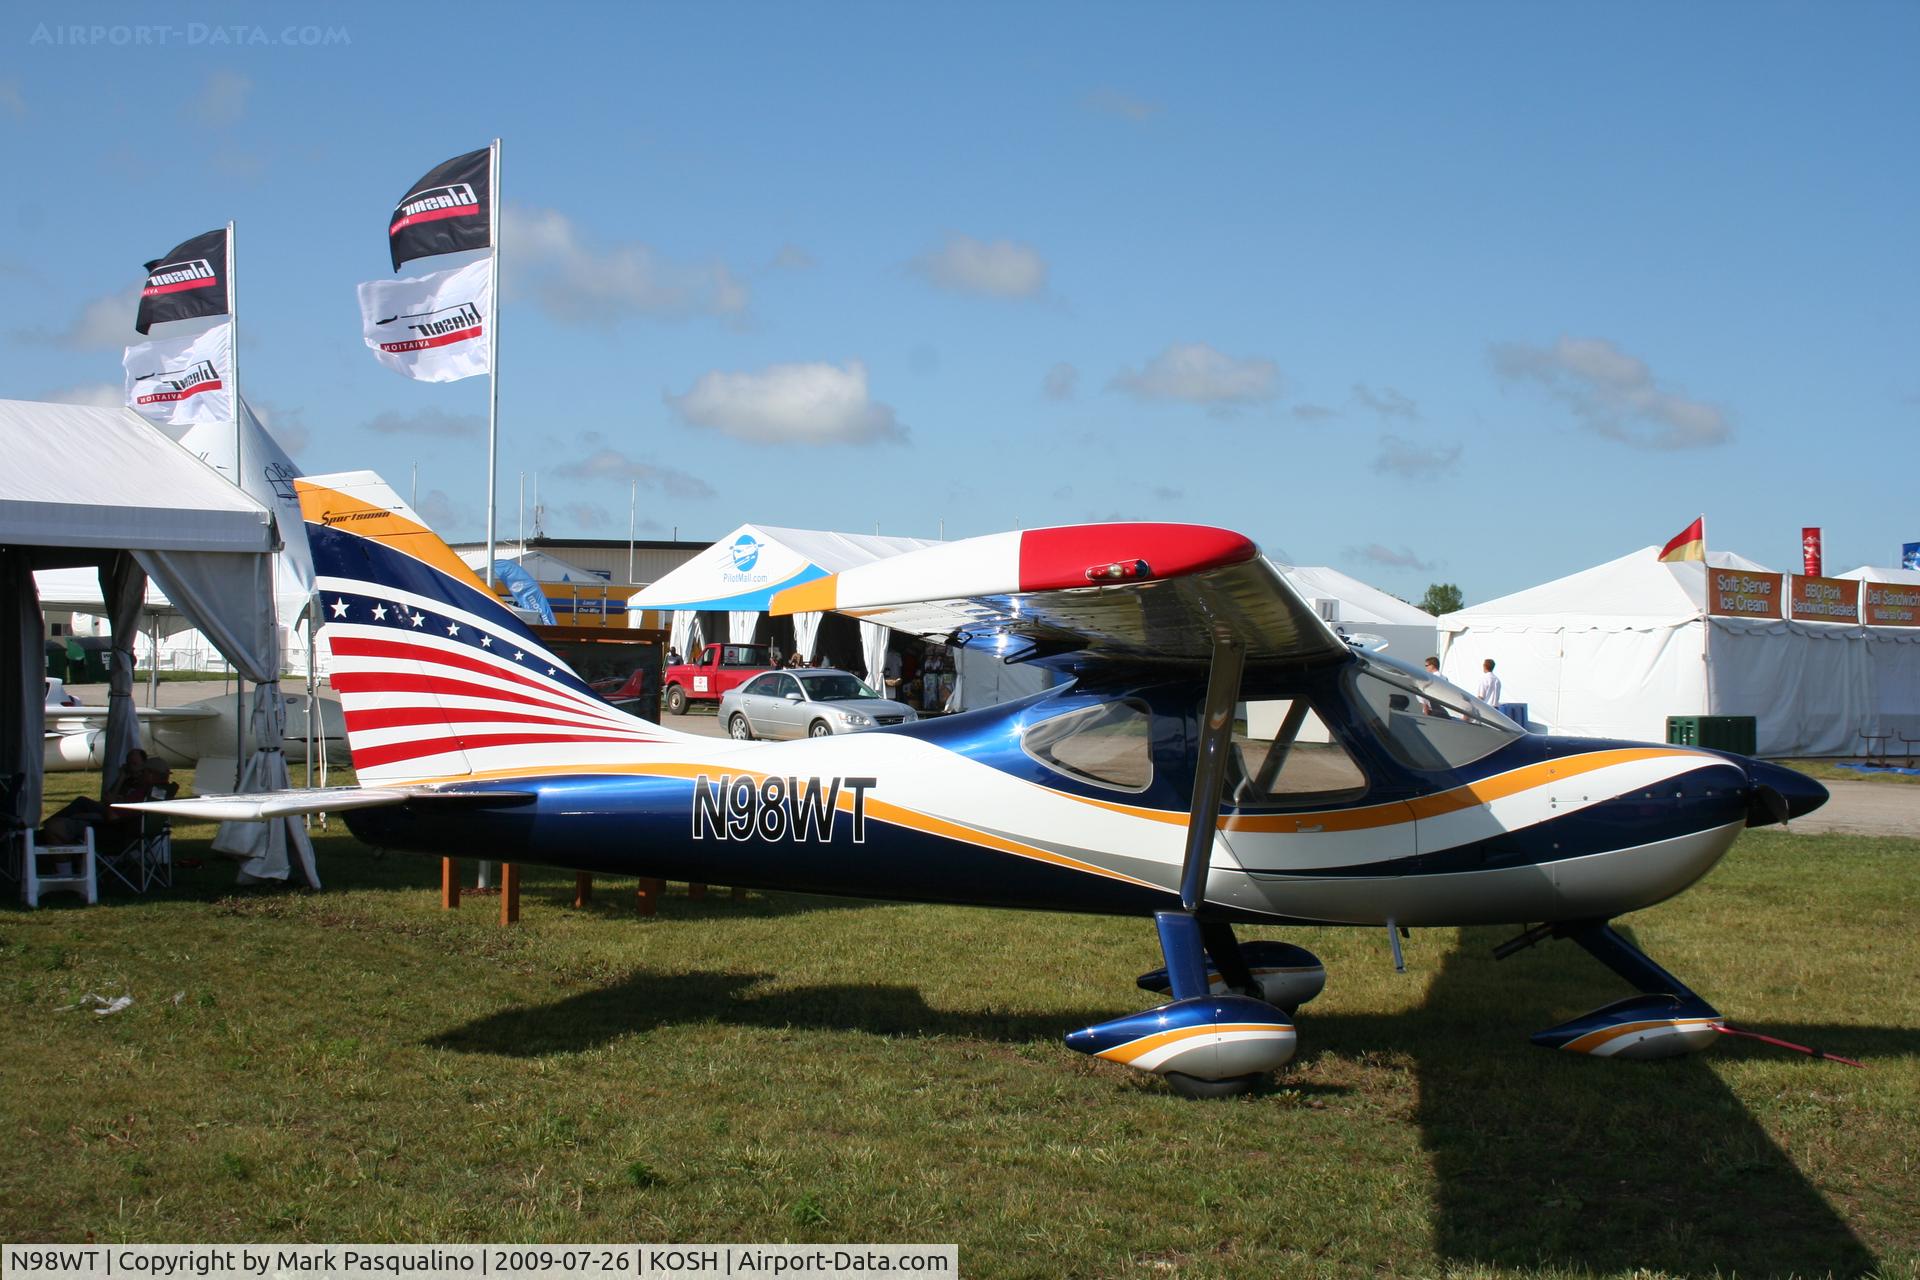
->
[2, 772, 1916, 1279]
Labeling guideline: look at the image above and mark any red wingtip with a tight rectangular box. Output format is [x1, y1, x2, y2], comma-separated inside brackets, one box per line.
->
[1018, 523, 1258, 593]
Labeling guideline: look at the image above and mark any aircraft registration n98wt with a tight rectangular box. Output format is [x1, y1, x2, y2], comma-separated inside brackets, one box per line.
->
[133, 472, 1827, 1098]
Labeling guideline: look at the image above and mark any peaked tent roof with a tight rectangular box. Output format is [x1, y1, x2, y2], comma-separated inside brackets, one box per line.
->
[1438, 546, 1778, 632]
[1280, 564, 1436, 627]
[628, 523, 939, 612]
[1834, 564, 1920, 586]
[460, 545, 608, 585]
[0, 399, 274, 554]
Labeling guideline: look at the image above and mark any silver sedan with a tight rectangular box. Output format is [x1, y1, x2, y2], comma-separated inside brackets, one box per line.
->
[720, 669, 920, 740]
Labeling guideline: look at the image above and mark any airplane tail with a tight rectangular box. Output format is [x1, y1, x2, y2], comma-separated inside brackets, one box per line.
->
[298, 471, 688, 785]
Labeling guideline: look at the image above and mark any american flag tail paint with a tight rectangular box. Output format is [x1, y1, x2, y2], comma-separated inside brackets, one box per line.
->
[296, 471, 690, 786]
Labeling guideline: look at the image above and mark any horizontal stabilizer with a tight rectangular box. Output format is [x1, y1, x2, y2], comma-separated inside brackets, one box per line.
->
[115, 786, 537, 823]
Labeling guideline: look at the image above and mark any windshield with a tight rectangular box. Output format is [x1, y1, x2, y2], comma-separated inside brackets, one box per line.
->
[1349, 653, 1524, 771]
[797, 673, 880, 702]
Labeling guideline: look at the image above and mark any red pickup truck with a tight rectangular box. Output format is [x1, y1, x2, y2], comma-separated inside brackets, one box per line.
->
[661, 643, 776, 715]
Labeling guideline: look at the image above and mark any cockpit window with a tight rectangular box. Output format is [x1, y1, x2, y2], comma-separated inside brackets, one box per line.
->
[1022, 700, 1154, 792]
[1228, 698, 1369, 807]
[1348, 654, 1524, 771]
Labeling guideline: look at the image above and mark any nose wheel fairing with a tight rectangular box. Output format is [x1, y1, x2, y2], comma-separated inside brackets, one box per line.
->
[1523, 921, 1723, 1060]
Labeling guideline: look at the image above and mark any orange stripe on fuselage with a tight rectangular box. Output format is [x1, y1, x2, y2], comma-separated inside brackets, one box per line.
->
[1563, 1017, 1718, 1054]
[1098, 1022, 1291, 1065]
[1066, 746, 1709, 835]
[296, 479, 494, 595]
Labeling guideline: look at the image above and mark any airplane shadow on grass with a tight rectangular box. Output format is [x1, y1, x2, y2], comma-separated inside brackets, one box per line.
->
[1301, 925, 1911, 1280]
[430, 927, 1914, 1279]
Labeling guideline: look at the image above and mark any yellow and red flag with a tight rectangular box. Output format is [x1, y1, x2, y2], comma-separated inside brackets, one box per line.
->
[1658, 516, 1706, 563]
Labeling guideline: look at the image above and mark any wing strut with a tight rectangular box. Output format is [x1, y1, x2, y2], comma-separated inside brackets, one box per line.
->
[1179, 637, 1245, 913]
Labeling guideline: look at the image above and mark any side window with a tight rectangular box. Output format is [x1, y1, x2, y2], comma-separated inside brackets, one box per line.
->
[1228, 697, 1368, 807]
[1022, 700, 1154, 792]
[776, 674, 802, 699]
[742, 674, 780, 696]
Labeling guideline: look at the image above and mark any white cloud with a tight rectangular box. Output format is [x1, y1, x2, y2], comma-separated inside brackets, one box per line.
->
[770, 244, 815, 271]
[363, 409, 483, 439]
[1043, 362, 1078, 400]
[553, 445, 715, 499]
[910, 233, 1048, 299]
[1490, 335, 1732, 450]
[1372, 434, 1462, 477]
[16, 287, 141, 350]
[1353, 383, 1419, 420]
[1291, 403, 1339, 422]
[504, 206, 750, 326]
[249, 400, 310, 458]
[41, 382, 123, 409]
[415, 489, 463, 533]
[188, 70, 250, 128]
[667, 360, 908, 446]
[1350, 543, 1437, 573]
[559, 501, 613, 532]
[1083, 87, 1161, 122]
[1110, 342, 1280, 406]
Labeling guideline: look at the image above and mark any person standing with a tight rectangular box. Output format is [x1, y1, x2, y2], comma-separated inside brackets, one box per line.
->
[1476, 658, 1502, 705]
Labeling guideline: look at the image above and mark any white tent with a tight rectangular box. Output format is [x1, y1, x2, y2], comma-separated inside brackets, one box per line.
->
[0, 399, 314, 887]
[1437, 546, 1914, 755]
[460, 544, 608, 584]
[627, 524, 1057, 710]
[1280, 564, 1437, 663]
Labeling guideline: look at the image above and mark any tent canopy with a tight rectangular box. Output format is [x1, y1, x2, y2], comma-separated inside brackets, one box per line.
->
[628, 523, 938, 613]
[1281, 565, 1435, 629]
[1438, 547, 1777, 634]
[461, 545, 608, 585]
[0, 400, 274, 556]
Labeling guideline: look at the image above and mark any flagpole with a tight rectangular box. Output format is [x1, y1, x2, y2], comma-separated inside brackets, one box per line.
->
[484, 137, 501, 590]
[227, 219, 245, 776]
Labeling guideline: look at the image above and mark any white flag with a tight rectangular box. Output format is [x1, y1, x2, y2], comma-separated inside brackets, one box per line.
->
[356, 256, 491, 382]
[122, 322, 232, 425]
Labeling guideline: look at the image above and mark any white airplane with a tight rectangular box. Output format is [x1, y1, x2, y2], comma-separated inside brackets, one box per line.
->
[134, 472, 1828, 1097]
[43, 686, 345, 773]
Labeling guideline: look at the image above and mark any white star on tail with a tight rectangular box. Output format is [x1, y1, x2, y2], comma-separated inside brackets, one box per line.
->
[330, 598, 349, 618]
[480, 636, 493, 648]
[371, 604, 388, 621]
[411, 612, 426, 628]
[446, 622, 460, 637]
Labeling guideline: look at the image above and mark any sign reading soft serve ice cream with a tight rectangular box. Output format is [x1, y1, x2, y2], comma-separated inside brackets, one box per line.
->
[1787, 574, 1860, 623]
[1707, 569, 1783, 619]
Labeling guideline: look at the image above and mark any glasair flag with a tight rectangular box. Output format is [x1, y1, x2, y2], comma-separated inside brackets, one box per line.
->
[122, 321, 231, 425]
[1658, 517, 1706, 563]
[355, 258, 491, 382]
[388, 147, 491, 271]
[135, 228, 229, 334]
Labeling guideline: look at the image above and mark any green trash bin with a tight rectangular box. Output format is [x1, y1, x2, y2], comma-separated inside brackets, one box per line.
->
[1666, 715, 1756, 756]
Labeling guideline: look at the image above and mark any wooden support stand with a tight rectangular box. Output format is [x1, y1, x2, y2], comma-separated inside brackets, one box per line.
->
[573, 872, 593, 908]
[441, 858, 459, 909]
[500, 862, 520, 925]
[635, 877, 665, 916]
[687, 882, 707, 901]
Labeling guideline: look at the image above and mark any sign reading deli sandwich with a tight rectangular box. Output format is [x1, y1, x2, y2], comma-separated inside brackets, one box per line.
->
[1707, 569, 1783, 619]
[1787, 574, 1860, 623]
[135, 227, 228, 334]
[389, 147, 491, 271]
[1863, 581, 1920, 627]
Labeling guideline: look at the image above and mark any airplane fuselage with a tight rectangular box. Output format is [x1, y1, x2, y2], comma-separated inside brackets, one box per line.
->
[344, 668, 1800, 929]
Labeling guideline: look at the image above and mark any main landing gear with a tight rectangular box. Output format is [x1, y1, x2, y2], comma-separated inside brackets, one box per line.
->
[1500, 920, 1723, 1059]
[1065, 913, 1324, 1098]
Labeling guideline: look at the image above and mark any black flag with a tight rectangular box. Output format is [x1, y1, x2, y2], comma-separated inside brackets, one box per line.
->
[134, 228, 229, 334]
[389, 147, 491, 272]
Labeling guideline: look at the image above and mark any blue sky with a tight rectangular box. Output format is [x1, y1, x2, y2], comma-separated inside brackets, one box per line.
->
[2, 1, 1915, 603]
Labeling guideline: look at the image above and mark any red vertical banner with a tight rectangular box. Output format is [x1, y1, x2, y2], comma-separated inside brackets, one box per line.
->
[1802, 527, 1823, 576]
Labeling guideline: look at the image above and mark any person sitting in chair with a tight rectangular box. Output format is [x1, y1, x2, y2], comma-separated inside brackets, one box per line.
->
[41, 749, 151, 844]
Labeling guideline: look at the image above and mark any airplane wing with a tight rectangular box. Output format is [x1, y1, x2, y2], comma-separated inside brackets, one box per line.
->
[47, 705, 222, 723]
[771, 522, 1349, 668]
[116, 786, 536, 822]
